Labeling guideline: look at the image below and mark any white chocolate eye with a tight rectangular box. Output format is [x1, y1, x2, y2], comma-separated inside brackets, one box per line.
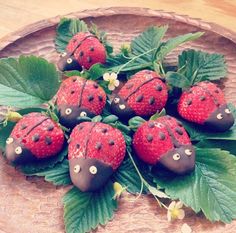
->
[185, 149, 192, 156]
[74, 165, 81, 173]
[114, 98, 120, 104]
[173, 153, 180, 161]
[80, 111, 87, 117]
[6, 137, 14, 145]
[61, 52, 67, 57]
[119, 104, 126, 110]
[65, 108, 72, 115]
[89, 166, 97, 174]
[15, 146, 22, 155]
[217, 113, 223, 120]
[67, 58, 73, 64]
[225, 108, 231, 114]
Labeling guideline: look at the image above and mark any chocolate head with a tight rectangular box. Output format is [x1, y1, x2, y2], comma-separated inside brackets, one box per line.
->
[58, 105, 95, 128]
[111, 95, 135, 120]
[204, 104, 234, 132]
[69, 157, 113, 192]
[57, 52, 82, 72]
[158, 144, 195, 175]
[5, 137, 35, 164]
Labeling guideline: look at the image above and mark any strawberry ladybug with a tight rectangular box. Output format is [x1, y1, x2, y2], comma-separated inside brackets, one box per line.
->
[5, 113, 65, 164]
[56, 76, 106, 128]
[133, 115, 195, 174]
[178, 81, 234, 131]
[57, 32, 106, 71]
[111, 70, 168, 119]
[68, 122, 126, 192]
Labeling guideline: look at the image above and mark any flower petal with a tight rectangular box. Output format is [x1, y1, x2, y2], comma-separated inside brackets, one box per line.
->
[110, 72, 118, 80]
[114, 80, 120, 87]
[176, 201, 183, 209]
[168, 201, 176, 210]
[108, 84, 116, 91]
[177, 209, 185, 220]
[103, 73, 110, 81]
[181, 223, 192, 233]
[167, 211, 172, 222]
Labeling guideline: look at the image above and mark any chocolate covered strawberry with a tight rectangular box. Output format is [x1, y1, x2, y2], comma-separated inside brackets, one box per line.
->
[68, 122, 126, 192]
[133, 115, 195, 174]
[5, 113, 64, 164]
[178, 81, 234, 131]
[56, 76, 106, 128]
[111, 70, 168, 119]
[57, 32, 106, 71]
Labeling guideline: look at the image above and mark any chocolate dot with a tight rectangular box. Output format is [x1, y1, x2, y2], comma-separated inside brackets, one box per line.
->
[126, 83, 134, 89]
[148, 122, 155, 128]
[21, 124, 27, 130]
[136, 95, 143, 102]
[156, 85, 162, 91]
[78, 125, 84, 130]
[73, 38, 77, 43]
[76, 144, 80, 149]
[93, 83, 99, 89]
[79, 51, 84, 57]
[146, 134, 153, 142]
[95, 142, 102, 150]
[47, 125, 54, 131]
[215, 89, 219, 93]
[71, 90, 75, 94]
[45, 137, 52, 145]
[187, 100, 192, 105]
[175, 127, 183, 135]
[102, 128, 108, 133]
[200, 96, 206, 101]
[88, 95, 94, 102]
[166, 116, 171, 120]
[32, 134, 40, 142]
[177, 121, 183, 127]
[73, 78, 77, 82]
[159, 132, 165, 140]
[90, 47, 94, 51]
[98, 95, 103, 101]
[149, 97, 155, 105]
[109, 140, 115, 146]
[87, 57, 92, 63]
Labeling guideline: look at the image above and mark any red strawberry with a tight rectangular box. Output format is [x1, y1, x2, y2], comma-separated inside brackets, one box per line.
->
[68, 122, 126, 192]
[57, 32, 106, 71]
[133, 115, 195, 174]
[5, 113, 64, 164]
[111, 70, 168, 119]
[56, 76, 106, 128]
[178, 81, 234, 131]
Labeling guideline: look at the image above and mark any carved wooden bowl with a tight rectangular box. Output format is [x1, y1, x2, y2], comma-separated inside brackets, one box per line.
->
[0, 7, 236, 233]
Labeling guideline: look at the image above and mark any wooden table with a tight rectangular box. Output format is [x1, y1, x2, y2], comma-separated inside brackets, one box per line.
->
[0, 0, 236, 38]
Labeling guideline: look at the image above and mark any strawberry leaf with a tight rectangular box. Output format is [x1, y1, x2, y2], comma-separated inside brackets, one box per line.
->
[24, 159, 72, 186]
[178, 49, 227, 85]
[55, 18, 88, 53]
[63, 182, 117, 233]
[0, 56, 60, 108]
[153, 148, 236, 223]
[166, 71, 191, 88]
[128, 116, 146, 131]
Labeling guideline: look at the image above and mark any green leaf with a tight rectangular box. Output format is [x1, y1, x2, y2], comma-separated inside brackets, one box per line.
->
[20, 147, 68, 174]
[128, 116, 146, 131]
[55, 18, 88, 53]
[64, 70, 84, 77]
[87, 63, 106, 80]
[24, 159, 71, 186]
[63, 181, 117, 233]
[91, 115, 102, 122]
[0, 122, 14, 150]
[178, 49, 227, 85]
[166, 71, 191, 88]
[102, 115, 119, 124]
[156, 32, 204, 62]
[0, 56, 60, 108]
[153, 148, 236, 223]
[149, 108, 166, 120]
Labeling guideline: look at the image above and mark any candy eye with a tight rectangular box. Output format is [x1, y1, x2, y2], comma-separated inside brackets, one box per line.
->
[185, 149, 192, 156]
[225, 108, 231, 114]
[74, 165, 81, 173]
[119, 104, 126, 110]
[15, 146, 22, 155]
[61, 52, 67, 57]
[89, 166, 97, 175]
[65, 108, 72, 115]
[173, 153, 180, 161]
[67, 58, 73, 64]
[80, 111, 87, 117]
[114, 98, 120, 104]
[6, 137, 14, 145]
[217, 113, 223, 120]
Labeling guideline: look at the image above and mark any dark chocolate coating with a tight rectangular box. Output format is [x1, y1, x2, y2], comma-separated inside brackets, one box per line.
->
[69, 157, 113, 192]
[57, 53, 82, 72]
[204, 104, 235, 132]
[110, 95, 136, 120]
[58, 105, 96, 128]
[158, 144, 195, 175]
[5, 139, 36, 164]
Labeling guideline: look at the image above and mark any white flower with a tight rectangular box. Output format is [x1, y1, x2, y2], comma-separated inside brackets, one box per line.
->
[167, 201, 185, 222]
[181, 223, 192, 233]
[103, 72, 120, 91]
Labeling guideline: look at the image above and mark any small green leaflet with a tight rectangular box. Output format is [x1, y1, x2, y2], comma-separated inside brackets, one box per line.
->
[0, 56, 60, 108]
[166, 71, 191, 88]
[55, 18, 88, 53]
[178, 49, 227, 86]
[128, 116, 146, 131]
[153, 148, 236, 223]
[24, 159, 72, 186]
[63, 181, 117, 233]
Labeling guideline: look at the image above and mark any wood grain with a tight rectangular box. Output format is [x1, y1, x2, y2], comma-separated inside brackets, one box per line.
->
[0, 7, 236, 233]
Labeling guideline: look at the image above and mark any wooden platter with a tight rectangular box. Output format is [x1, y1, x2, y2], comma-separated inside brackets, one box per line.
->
[0, 7, 236, 233]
